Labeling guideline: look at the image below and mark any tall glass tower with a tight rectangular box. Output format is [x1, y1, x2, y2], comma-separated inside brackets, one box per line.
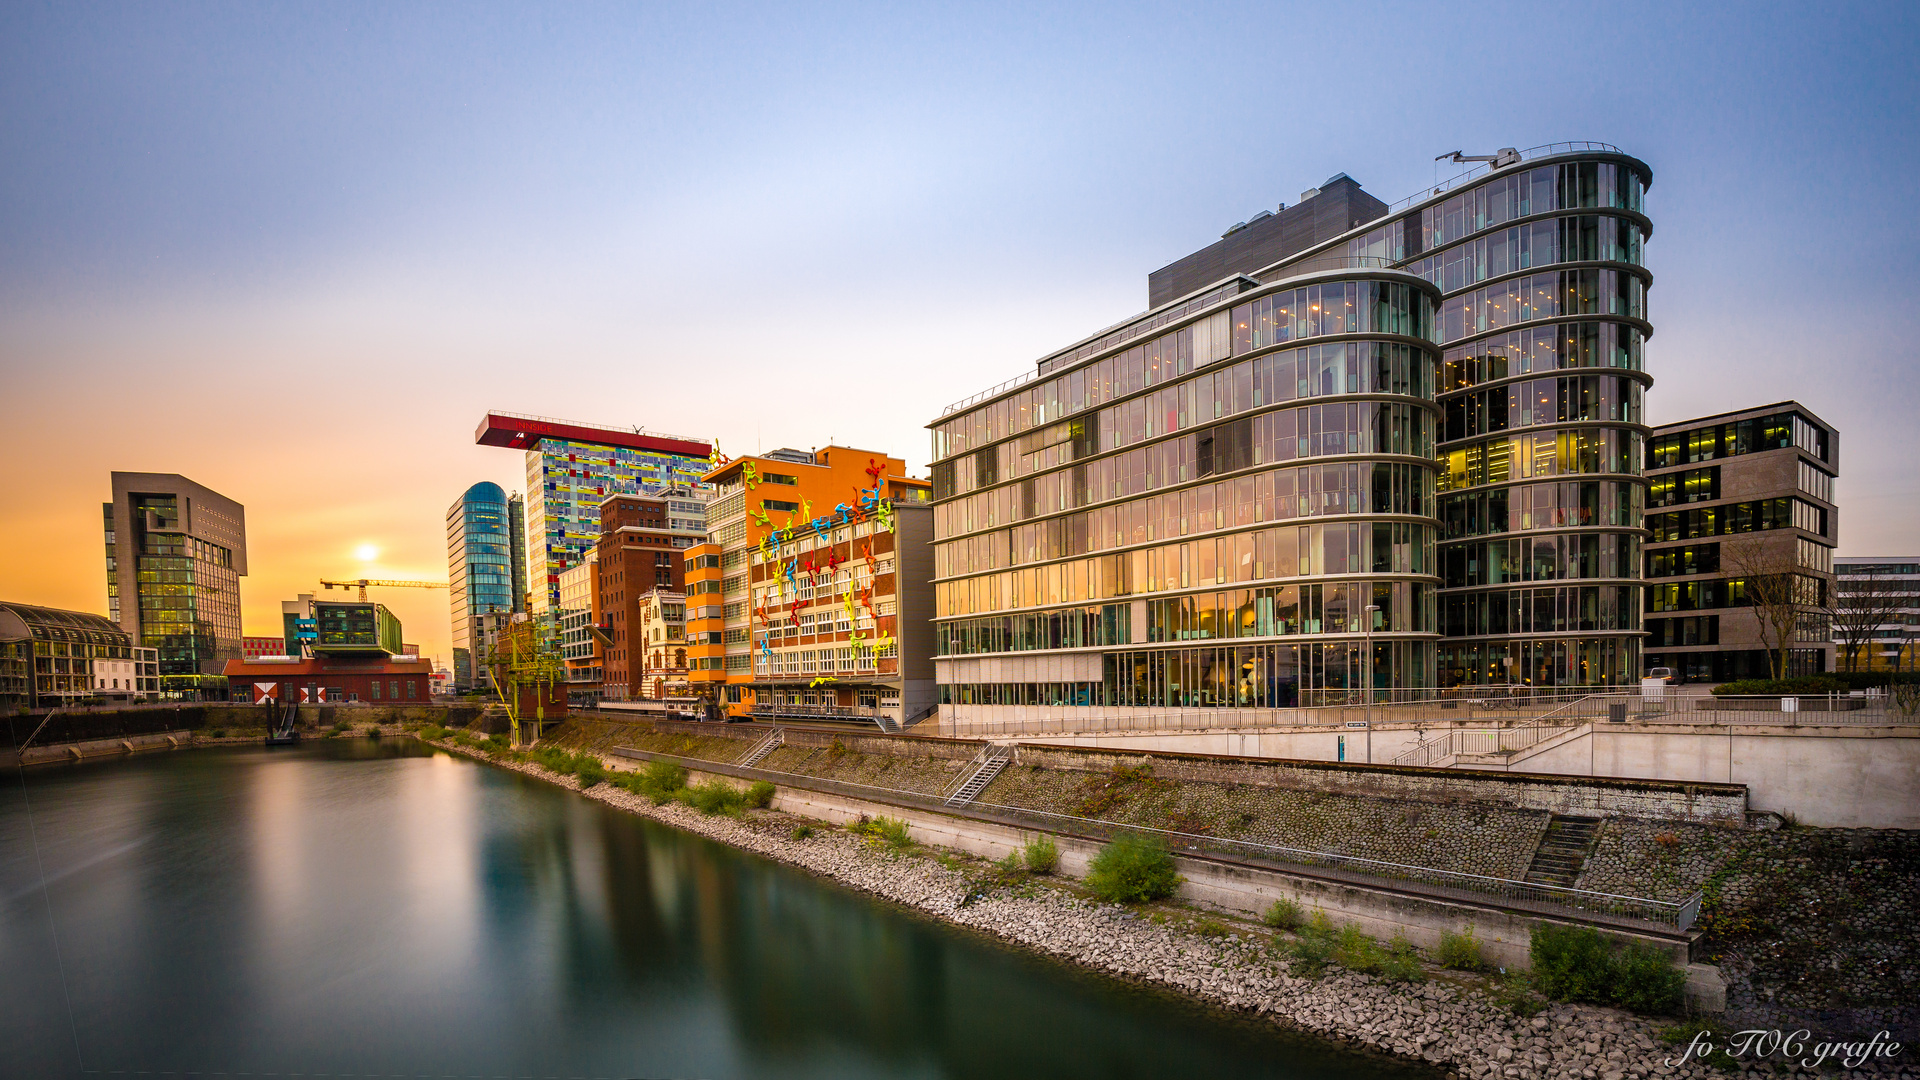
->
[446, 481, 522, 689]
[105, 472, 247, 679]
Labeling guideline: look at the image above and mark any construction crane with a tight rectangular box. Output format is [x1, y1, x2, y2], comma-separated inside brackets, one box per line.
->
[319, 578, 450, 602]
[484, 617, 565, 747]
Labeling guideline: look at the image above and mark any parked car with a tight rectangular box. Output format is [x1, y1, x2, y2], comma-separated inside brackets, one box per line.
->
[1646, 666, 1681, 685]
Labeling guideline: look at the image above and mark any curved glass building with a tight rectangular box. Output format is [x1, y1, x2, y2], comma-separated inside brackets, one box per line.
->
[928, 266, 1443, 729]
[1255, 147, 1653, 688]
[928, 143, 1652, 735]
[445, 481, 523, 689]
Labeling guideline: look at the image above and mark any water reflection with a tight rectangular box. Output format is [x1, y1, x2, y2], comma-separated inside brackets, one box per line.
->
[0, 742, 1437, 1080]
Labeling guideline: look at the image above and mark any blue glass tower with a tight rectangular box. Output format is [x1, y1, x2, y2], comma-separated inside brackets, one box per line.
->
[446, 481, 523, 689]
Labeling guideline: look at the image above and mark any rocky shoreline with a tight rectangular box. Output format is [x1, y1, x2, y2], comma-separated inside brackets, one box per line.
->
[421, 734, 1917, 1079]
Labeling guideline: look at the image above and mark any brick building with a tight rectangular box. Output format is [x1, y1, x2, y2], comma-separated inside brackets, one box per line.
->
[596, 489, 704, 699]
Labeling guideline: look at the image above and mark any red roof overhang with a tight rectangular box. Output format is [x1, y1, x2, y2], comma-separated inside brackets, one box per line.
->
[474, 413, 711, 457]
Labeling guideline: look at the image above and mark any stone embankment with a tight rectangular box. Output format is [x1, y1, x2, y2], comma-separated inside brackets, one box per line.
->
[428, 733, 1918, 1080]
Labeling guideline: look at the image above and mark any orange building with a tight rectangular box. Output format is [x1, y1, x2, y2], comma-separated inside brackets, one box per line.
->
[686, 446, 933, 726]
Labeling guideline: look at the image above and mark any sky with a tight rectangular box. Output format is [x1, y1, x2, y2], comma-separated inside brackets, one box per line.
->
[2, 0, 1916, 668]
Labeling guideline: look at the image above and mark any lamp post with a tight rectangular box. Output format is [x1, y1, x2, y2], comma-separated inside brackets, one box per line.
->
[1364, 603, 1381, 762]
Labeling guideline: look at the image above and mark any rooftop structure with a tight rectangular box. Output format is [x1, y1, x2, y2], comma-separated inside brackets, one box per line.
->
[474, 412, 713, 620]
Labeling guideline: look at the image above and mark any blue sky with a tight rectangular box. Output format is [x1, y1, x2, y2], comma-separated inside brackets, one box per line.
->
[2, 0, 1915, 660]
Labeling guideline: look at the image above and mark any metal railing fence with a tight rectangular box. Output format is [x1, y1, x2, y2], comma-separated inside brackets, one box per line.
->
[608, 741, 1701, 930]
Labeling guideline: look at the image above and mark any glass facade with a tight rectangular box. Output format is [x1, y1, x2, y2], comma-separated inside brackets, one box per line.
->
[1408, 157, 1652, 688]
[117, 493, 242, 675]
[524, 439, 712, 619]
[930, 272, 1443, 711]
[446, 482, 519, 690]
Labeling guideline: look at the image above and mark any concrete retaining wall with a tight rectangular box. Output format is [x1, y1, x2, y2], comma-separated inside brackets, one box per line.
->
[665, 762, 1721, 1010]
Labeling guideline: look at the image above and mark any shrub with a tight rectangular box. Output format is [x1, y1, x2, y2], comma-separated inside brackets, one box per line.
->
[1529, 924, 1686, 1015]
[1287, 911, 1338, 976]
[636, 761, 688, 805]
[419, 725, 448, 741]
[789, 824, 814, 840]
[1193, 918, 1229, 938]
[1380, 932, 1426, 982]
[1262, 898, 1303, 930]
[1333, 924, 1385, 973]
[208, 729, 228, 739]
[1084, 834, 1181, 904]
[687, 780, 747, 817]
[1530, 924, 1616, 1003]
[574, 758, 605, 789]
[852, 815, 913, 852]
[364, 725, 382, 738]
[486, 733, 511, 751]
[1611, 942, 1688, 1015]
[329, 721, 351, 734]
[1710, 676, 1846, 696]
[744, 781, 776, 809]
[1021, 835, 1059, 874]
[1436, 927, 1487, 971]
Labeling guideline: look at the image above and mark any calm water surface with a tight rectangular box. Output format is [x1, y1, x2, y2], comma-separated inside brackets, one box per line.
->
[0, 741, 1436, 1079]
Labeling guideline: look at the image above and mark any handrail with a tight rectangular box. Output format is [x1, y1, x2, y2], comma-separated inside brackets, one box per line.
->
[1383, 141, 1627, 215]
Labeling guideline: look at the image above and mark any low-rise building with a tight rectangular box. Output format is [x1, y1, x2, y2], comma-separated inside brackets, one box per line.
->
[223, 655, 433, 704]
[1, 601, 160, 709]
[1641, 402, 1838, 681]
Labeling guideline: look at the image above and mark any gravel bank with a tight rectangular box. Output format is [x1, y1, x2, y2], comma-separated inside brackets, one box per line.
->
[432, 737, 1916, 1080]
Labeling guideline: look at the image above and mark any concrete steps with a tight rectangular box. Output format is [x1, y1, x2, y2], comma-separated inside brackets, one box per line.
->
[1523, 815, 1603, 888]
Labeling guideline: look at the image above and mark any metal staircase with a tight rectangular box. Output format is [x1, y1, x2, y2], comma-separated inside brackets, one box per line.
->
[944, 743, 1012, 807]
[738, 727, 785, 768]
[1523, 815, 1603, 888]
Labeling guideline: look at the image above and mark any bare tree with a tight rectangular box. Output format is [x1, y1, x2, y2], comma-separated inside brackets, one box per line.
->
[1828, 566, 1909, 672]
[1723, 537, 1819, 681]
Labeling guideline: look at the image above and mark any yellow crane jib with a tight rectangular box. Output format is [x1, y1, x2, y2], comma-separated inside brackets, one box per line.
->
[320, 578, 451, 602]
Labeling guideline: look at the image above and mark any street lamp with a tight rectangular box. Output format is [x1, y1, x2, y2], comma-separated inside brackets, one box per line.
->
[1364, 603, 1381, 762]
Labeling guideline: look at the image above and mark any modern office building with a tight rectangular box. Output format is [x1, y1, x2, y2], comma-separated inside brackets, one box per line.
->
[1642, 403, 1838, 680]
[926, 142, 1652, 731]
[557, 553, 604, 704]
[474, 412, 712, 620]
[594, 489, 706, 700]
[1834, 557, 1919, 672]
[311, 600, 405, 657]
[688, 445, 934, 724]
[104, 472, 248, 680]
[446, 481, 524, 690]
[1, 601, 158, 709]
